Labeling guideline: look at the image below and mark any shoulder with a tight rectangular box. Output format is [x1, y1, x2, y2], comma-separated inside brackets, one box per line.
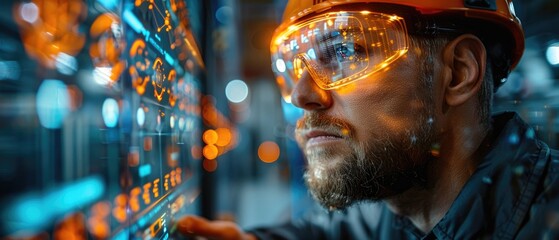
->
[516, 145, 559, 238]
[248, 202, 390, 240]
[304, 202, 388, 239]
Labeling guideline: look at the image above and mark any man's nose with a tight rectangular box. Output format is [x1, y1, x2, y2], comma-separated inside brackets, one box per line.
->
[290, 66, 333, 111]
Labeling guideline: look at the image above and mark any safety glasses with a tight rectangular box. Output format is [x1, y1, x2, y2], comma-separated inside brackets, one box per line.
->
[270, 11, 409, 102]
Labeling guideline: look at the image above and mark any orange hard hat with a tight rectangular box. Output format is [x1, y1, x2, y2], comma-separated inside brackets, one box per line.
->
[276, 0, 525, 84]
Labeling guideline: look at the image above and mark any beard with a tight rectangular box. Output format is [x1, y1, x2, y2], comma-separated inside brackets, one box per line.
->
[297, 106, 436, 211]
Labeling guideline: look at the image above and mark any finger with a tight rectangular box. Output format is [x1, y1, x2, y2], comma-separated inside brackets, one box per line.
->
[177, 215, 244, 240]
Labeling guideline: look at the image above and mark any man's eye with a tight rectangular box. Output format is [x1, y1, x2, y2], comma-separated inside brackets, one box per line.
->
[335, 43, 353, 60]
[335, 43, 364, 62]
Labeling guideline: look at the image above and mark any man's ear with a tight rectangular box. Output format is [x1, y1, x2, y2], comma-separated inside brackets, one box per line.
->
[441, 34, 486, 106]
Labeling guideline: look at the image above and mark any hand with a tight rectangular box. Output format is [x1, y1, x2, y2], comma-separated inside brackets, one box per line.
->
[176, 215, 257, 240]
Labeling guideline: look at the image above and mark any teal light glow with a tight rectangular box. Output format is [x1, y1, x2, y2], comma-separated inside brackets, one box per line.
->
[546, 43, 559, 66]
[2, 176, 104, 234]
[36, 79, 70, 129]
[102, 98, 119, 128]
[97, 0, 117, 9]
[123, 10, 145, 34]
[139, 164, 152, 177]
[137, 107, 146, 127]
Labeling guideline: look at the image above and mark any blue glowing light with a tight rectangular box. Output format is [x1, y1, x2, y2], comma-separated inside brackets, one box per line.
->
[102, 98, 119, 128]
[45, 177, 105, 211]
[286, 61, 293, 70]
[508, 133, 520, 145]
[546, 43, 559, 66]
[55, 53, 78, 75]
[165, 53, 175, 66]
[526, 128, 535, 139]
[139, 164, 152, 177]
[97, 0, 117, 9]
[281, 98, 303, 125]
[113, 231, 128, 240]
[307, 49, 316, 60]
[2, 176, 104, 233]
[123, 10, 145, 34]
[36, 79, 70, 129]
[137, 107, 146, 127]
[215, 6, 233, 24]
[0, 61, 21, 81]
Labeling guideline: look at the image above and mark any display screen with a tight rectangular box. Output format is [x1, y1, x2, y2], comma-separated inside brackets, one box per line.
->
[0, 0, 205, 239]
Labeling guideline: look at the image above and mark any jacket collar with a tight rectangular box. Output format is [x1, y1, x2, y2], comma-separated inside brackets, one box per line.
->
[431, 112, 550, 239]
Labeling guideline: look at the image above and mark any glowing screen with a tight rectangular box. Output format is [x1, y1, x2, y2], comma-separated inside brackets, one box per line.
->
[0, 0, 205, 239]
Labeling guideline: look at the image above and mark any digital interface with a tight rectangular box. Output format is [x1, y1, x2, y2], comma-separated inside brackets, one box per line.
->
[0, 0, 207, 239]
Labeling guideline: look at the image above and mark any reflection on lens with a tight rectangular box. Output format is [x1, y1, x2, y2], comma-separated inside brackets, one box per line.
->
[275, 59, 286, 73]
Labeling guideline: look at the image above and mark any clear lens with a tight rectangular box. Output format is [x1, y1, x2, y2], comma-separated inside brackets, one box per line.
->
[271, 11, 409, 102]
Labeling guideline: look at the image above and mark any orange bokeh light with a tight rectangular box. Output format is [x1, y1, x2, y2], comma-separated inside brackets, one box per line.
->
[203, 144, 218, 160]
[203, 158, 218, 172]
[191, 145, 202, 159]
[91, 202, 110, 217]
[112, 194, 128, 223]
[14, 0, 86, 68]
[54, 212, 86, 240]
[258, 141, 280, 163]
[89, 220, 109, 240]
[87, 201, 110, 239]
[203, 129, 218, 145]
[129, 187, 141, 212]
[67, 85, 83, 111]
[128, 148, 140, 167]
[202, 108, 218, 124]
[215, 128, 232, 147]
[144, 136, 152, 151]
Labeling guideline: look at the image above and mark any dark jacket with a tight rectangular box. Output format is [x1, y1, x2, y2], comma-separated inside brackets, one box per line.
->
[249, 112, 559, 239]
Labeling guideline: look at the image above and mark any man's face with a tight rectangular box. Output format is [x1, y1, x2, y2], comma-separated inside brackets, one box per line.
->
[293, 47, 438, 210]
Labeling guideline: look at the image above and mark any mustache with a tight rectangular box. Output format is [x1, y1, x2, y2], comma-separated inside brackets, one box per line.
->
[295, 113, 355, 139]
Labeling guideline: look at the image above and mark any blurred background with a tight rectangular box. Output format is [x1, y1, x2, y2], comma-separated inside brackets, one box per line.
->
[0, 0, 558, 239]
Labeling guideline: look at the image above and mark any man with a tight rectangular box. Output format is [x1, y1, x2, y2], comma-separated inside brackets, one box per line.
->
[178, 0, 559, 239]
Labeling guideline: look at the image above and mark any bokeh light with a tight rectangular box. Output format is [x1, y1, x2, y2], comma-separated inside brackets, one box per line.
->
[136, 107, 145, 127]
[191, 145, 202, 159]
[36, 79, 70, 129]
[215, 128, 232, 147]
[55, 53, 78, 75]
[275, 59, 286, 73]
[203, 130, 218, 145]
[203, 159, 218, 172]
[225, 79, 248, 103]
[0, 61, 21, 81]
[102, 98, 119, 128]
[307, 49, 316, 60]
[258, 141, 280, 163]
[20, 2, 39, 23]
[203, 144, 218, 160]
[144, 136, 152, 151]
[215, 6, 233, 24]
[546, 42, 559, 66]
[93, 67, 112, 85]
